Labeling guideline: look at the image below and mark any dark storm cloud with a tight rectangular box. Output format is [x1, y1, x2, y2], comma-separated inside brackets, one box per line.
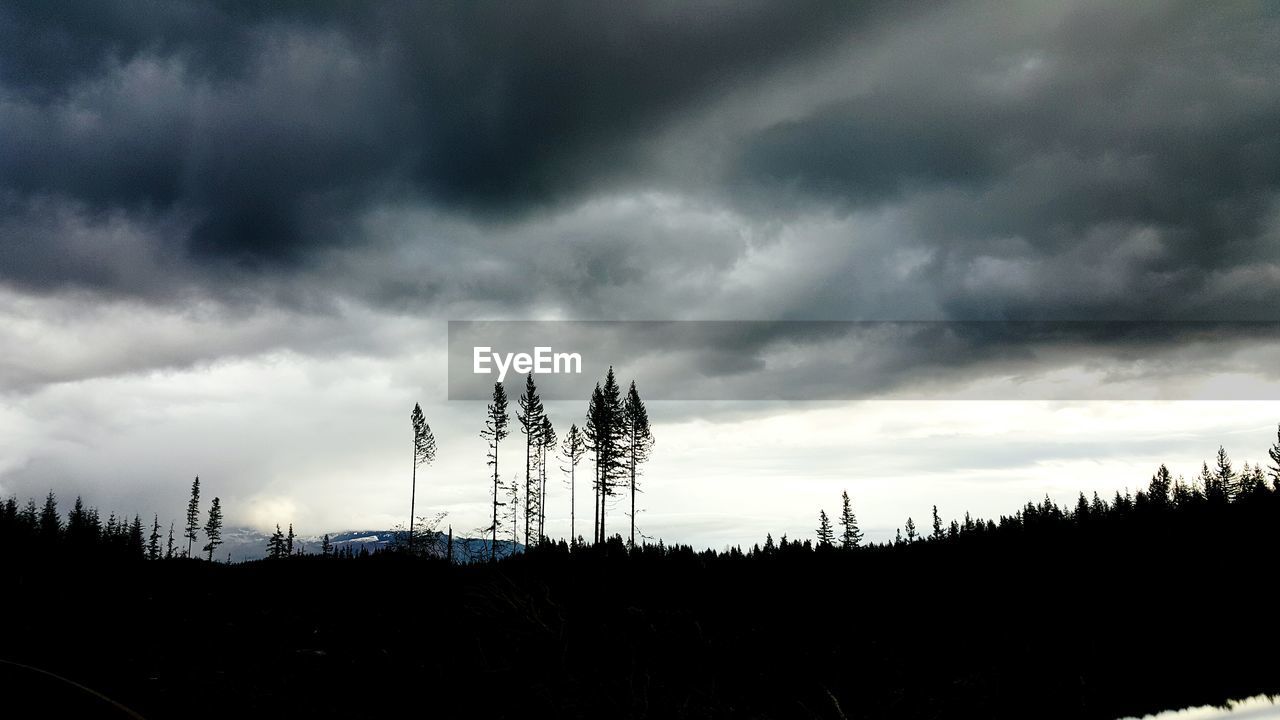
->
[0, 0, 887, 285]
[733, 1, 1280, 320]
[2, 0, 1280, 398]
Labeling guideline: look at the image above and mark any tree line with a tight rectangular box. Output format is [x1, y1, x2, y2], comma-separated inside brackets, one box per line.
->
[0, 475, 223, 561]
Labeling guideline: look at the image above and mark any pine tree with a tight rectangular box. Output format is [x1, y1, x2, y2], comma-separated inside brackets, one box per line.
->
[286, 523, 295, 556]
[39, 490, 60, 543]
[518, 374, 545, 548]
[585, 383, 604, 544]
[539, 415, 556, 541]
[166, 521, 176, 559]
[816, 510, 835, 547]
[408, 403, 437, 551]
[586, 368, 626, 544]
[268, 524, 285, 559]
[482, 382, 510, 561]
[203, 497, 223, 561]
[1268, 424, 1280, 491]
[560, 423, 585, 546]
[622, 380, 654, 550]
[931, 504, 943, 541]
[1148, 464, 1173, 509]
[321, 533, 332, 556]
[904, 516, 918, 543]
[128, 515, 145, 558]
[148, 514, 161, 560]
[839, 491, 862, 549]
[1215, 446, 1237, 501]
[184, 476, 201, 557]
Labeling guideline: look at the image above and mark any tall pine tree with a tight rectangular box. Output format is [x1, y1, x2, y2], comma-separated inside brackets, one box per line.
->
[816, 510, 835, 547]
[482, 382, 510, 560]
[560, 423, 585, 547]
[839, 491, 862, 549]
[622, 380, 654, 549]
[518, 374, 545, 547]
[203, 497, 223, 561]
[408, 403, 437, 551]
[184, 476, 201, 557]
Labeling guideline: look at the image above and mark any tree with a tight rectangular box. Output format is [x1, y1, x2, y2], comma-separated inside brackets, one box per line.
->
[203, 497, 223, 561]
[904, 517, 918, 543]
[622, 380, 654, 549]
[166, 521, 176, 559]
[286, 523, 295, 556]
[560, 423, 585, 546]
[128, 515, 145, 558]
[539, 415, 556, 541]
[482, 382, 510, 561]
[1268, 424, 1280, 491]
[408, 403, 438, 551]
[148, 514, 161, 560]
[66, 496, 94, 550]
[518, 374, 545, 547]
[39, 491, 60, 543]
[268, 524, 286, 559]
[1215, 446, 1237, 502]
[185, 476, 201, 557]
[1148, 464, 1173, 509]
[839, 491, 862, 549]
[931, 504, 943, 541]
[586, 368, 626, 544]
[321, 534, 332, 556]
[585, 383, 604, 544]
[816, 510, 835, 547]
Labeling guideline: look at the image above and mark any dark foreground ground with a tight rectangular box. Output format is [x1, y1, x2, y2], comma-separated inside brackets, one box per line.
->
[3, 501, 1279, 719]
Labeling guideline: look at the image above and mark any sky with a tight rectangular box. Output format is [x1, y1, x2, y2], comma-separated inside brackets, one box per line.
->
[2, 1, 1280, 549]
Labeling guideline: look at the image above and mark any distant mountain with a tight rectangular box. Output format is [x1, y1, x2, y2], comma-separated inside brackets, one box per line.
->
[216, 527, 521, 563]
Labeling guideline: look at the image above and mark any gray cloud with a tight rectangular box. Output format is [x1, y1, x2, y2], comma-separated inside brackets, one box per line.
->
[1, 0, 1279, 397]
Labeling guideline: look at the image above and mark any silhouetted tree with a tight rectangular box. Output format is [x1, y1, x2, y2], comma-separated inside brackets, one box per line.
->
[203, 497, 223, 561]
[518, 373, 545, 547]
[128, 515, 145, 558]
[286, 523, 295, 556]
[539, 415, 556, 540]
[585, 383, 604, 544]
[408, 402, 438, 551]
[1269, 424, 1280, 491]
[268, 524, 286, 559]
[904, 517, 918, 543]
[39, 491, 60, 543]
[165, 521, 176, 559]
[322, 534, 332, 556]
[1148, 464, 1173, 509]
[839, 491, 862, 549]
[622, 380, 654, 549]
[184, 476, 201, 557]
[482, 382, 510, 561]
[586, 368, 626, 544]
[561, 423, 585, 546]
[816, 510, 835, 547]
[931, 504, 943, 541]
[148, 514, 161, 560]
[1215, 446, 1237, 501]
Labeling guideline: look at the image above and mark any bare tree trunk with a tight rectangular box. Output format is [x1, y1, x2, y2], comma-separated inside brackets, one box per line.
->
[409, 444, 417, 552]
[524, 432, 532, 548]
[629, 444, 635, 550]
[539, 442, 547, 540]
[491, 447, 498, 561]
[570, 461, 576, 546]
